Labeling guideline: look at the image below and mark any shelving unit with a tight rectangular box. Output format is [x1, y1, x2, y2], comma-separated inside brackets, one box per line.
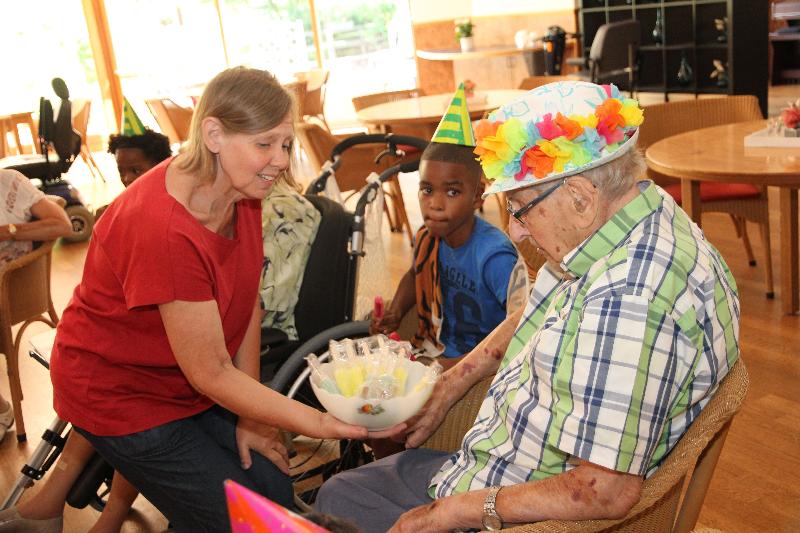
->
[577, 0, 769, 116]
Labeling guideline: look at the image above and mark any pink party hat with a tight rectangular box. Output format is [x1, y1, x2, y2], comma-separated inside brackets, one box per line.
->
[225, 480, 331, 533]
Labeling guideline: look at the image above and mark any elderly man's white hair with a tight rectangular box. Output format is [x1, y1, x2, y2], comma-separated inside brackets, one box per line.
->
[581, 147, 647, 201]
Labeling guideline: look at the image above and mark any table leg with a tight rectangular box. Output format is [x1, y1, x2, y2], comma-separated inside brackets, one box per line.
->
[681, 179, 702, 226]
[779, 187, 799, 315]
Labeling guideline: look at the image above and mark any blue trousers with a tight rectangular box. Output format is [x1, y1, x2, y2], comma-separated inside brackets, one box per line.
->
[76, 405, 293, 533]
[316, 448, 451, 533]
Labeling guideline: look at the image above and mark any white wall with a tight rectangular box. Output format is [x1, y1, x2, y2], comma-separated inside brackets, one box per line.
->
[409, 0, 576, 23]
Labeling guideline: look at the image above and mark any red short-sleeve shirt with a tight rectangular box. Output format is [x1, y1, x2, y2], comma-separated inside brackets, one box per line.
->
[50, 159, 264, 436]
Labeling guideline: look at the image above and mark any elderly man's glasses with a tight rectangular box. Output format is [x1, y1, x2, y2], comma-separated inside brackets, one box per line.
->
[506, 179, 565, 223]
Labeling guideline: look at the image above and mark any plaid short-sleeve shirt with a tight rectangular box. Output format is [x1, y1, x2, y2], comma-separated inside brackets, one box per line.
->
[430, 181, 739, 498]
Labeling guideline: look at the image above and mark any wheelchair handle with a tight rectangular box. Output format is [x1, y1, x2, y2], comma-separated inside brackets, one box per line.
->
[349, 159, 419, 255]
[331, 133, 428, 159]
[331, 133, 389, 157]
[352, 159, 419, 220]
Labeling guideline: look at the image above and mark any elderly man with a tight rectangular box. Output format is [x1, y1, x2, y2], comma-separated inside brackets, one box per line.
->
[316, 81, 740, 532]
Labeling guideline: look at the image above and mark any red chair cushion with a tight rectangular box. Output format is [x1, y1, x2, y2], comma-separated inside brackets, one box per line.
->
[663, 182, 761, 205]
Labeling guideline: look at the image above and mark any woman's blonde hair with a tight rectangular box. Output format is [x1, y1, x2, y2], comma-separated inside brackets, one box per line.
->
[177, 66, 297, 184]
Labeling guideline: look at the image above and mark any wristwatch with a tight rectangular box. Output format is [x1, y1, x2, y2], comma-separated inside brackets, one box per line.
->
[7, 223, 17, 240]
[481, 486, 504, 531]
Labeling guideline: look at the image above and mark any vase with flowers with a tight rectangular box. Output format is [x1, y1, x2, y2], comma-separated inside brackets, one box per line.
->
[781, 98, 800, 136]
[455, 19, 475, 52]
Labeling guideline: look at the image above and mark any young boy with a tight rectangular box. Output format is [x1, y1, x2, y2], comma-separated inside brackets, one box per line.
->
[370, 84, 525, 367]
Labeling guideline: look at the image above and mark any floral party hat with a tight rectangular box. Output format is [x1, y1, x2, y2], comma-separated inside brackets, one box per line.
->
[431, 82, 476, 147]
[224, 480, 331, 533]
[474, 81, 644, 197]
[121, 98, 147, 137]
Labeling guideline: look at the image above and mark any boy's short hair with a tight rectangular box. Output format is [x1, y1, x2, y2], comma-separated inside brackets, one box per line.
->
[420, 142, 482, 186]
[107, 128, 172, 165]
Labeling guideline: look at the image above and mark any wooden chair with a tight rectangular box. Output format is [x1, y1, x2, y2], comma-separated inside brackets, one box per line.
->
[295, 121, 413, 245]
[352, 88, 425, 112]
[71, 99, 104, 182]
[0, 240, 60, 442]
[517, 75, 580, 90]
[299, 69, 330, 131]
[145, 98, 193, 146]
[423, 359, 749, 532]
[638, 95, 773, 297]
[352, 88, 427, 136]
[0, 112, 38, 157]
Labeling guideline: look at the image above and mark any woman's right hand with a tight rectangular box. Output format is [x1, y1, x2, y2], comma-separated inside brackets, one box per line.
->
[317, 413, 407, 441]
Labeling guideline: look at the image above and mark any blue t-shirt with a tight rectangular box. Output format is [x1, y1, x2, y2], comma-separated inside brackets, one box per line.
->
[438, 216, 518, 357]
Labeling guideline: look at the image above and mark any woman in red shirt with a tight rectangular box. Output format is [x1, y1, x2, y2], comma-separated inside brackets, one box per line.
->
[46, 67, 377, 533]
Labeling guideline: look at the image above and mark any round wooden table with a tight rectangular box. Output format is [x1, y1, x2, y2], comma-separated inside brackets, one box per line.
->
[355, 90, 526, 139]
[646, 119, 800, 314]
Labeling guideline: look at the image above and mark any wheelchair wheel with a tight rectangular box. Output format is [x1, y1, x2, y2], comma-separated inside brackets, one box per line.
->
[269, 321, 374, 508]
[64, 205, 94, 243]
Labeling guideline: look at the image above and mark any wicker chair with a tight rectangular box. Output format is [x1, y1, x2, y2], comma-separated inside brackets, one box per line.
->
[518, 76, 580, 91]
[0, 240, 60, 441]
[295, 121, 413, 244]
[639, 95, 773, 297]
[423, 359, 748, 532]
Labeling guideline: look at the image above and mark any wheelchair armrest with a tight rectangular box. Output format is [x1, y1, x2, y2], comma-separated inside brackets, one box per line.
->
[260, 327, 289, 350]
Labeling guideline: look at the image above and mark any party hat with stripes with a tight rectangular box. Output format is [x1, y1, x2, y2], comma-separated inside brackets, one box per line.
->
[121, 98, 146, 137]
[431, 82, 475, 146]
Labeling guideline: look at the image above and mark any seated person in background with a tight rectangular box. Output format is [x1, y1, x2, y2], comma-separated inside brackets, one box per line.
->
[0, 168, 71, 443]
[318, 81, 740, 532]
[370, 85, 527, 368]
[0, 123, 170, 533]
[259, 175, 321, 342]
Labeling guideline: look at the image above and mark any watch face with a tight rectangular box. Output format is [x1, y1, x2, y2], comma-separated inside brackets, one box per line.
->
[482, 514, 503, 531]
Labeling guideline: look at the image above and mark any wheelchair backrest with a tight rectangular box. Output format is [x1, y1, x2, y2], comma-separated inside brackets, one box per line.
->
[292, 195, 357, 341]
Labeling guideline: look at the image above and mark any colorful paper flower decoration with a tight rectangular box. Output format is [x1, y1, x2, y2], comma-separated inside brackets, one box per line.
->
[474, 82, 644, 191]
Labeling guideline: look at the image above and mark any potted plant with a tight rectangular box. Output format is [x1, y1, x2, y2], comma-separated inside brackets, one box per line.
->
[455, 19, 475, 52]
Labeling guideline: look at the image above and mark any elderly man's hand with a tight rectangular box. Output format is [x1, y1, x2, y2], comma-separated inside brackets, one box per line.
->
[388, 502, 451, 533]
[402, 371, 458, 448]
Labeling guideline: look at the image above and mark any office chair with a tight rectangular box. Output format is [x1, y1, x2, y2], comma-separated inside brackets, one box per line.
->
[567, 19, 641, 95]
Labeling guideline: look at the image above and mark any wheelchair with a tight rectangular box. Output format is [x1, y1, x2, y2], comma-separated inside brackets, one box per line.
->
[0, 78, 95, 243]
[261, 132, 428, 507]
[2, 329, 112, 513]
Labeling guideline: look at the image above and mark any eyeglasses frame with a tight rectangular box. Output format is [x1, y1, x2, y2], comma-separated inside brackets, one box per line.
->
[506, 178, 566, 223]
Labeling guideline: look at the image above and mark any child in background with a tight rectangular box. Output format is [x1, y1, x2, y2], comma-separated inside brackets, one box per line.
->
[370, 83, 526, 368]
[107, 128, 172, 188]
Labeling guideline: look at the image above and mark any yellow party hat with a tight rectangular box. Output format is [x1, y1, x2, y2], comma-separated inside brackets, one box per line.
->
[430, 82, 475, 146]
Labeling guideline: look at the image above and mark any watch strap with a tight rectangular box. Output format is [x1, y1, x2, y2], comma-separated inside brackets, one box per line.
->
[482, 485, 503, 530]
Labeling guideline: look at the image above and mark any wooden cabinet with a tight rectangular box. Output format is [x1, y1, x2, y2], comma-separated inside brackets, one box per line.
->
[577, 0, 769, 116]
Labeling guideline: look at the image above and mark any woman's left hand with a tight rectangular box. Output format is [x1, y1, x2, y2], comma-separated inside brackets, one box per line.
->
[235, 418, 290, 474]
